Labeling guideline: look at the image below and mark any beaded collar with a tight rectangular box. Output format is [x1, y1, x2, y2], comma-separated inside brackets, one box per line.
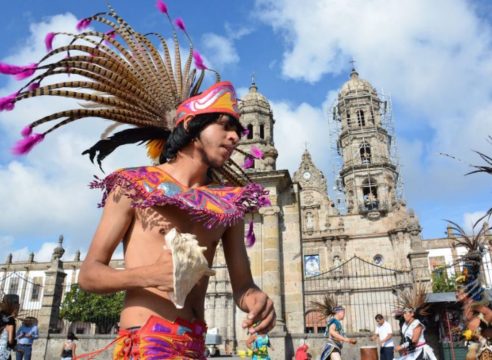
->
[90, 166, 270, 229]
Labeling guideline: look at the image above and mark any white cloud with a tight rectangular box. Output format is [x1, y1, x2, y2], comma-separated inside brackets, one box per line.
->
[255, 0, 492, 229]
[463, 211, 487, 233]
[224, 23, 253, 40]
[201, 33, 240, 69]
[0, 14, 148, 255]
[271, 99, 330, 174]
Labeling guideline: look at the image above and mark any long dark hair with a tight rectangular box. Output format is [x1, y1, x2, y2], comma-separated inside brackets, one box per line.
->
[160, 113, 244, 163]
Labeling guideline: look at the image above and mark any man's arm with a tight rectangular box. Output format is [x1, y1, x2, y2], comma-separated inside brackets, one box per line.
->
[411, 324, 423, 345]
[31, 325, 39, 340]
[329, 324, 355, 344]
[222, 220, 276, 334]
[78, 187, 173, 293]
[380, 333, 393, 343]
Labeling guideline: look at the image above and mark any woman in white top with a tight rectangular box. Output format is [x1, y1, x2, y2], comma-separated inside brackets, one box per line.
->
[395, 308, 436, 360]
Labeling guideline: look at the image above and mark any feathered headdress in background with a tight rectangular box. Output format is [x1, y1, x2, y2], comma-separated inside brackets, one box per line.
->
[309, 295, 345, 319]
[394, 282, 430, 318]
[1, 1, 259, 186]
[449, 220, 492, 303]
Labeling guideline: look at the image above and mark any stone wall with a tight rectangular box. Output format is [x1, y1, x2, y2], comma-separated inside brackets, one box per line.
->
[32, 334, 115, 360]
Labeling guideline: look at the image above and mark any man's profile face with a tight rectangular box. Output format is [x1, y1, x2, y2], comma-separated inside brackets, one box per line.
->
[336, 309, 345, 320]
[194, 114, 241, 168]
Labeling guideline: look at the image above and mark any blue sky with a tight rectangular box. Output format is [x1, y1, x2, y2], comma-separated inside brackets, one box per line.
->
[0, 0, 491, 262]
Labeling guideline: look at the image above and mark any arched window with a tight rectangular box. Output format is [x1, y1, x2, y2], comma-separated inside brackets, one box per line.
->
[247, 124, 253, 140]
[357, 110, 365, 127]
[260, 124, 265, 139]
[362, 178, 378, 210]
[346, 111, 352, 128]
[360, 143, 371, 164]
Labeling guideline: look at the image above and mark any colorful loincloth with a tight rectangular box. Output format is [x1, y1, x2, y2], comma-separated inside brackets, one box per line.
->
[77, 315, 207, 359]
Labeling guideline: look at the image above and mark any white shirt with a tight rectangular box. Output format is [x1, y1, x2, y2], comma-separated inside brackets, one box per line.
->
[401, 319, 425, 345]
[375, 321, 394, 348]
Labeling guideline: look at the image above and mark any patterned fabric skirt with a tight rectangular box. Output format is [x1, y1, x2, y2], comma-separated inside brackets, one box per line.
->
[320, 341, 341, 360]
[77, 315, 207, 359]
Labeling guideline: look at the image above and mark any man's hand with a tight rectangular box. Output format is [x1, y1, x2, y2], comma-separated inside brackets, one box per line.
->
[239, 288, 276, 334]
[148, 249, 174, 292]
[349, 339, 357, 345]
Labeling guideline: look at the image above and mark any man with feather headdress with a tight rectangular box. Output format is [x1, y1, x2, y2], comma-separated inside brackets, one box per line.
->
[310, 295, 357, 360]
[0, 2, 275, 359]
[451, 220, 492, 360]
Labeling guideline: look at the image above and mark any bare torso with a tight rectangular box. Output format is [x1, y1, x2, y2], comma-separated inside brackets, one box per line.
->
[119, 204, 225, 329]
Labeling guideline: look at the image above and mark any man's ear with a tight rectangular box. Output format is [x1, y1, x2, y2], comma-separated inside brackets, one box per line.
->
[183, 115, 195, 132]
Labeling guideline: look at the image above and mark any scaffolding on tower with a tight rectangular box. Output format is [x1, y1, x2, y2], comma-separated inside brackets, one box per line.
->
[328, 82, 404, 215]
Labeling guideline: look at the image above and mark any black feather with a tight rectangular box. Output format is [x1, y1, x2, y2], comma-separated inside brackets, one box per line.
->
[82, 126, 170, 172]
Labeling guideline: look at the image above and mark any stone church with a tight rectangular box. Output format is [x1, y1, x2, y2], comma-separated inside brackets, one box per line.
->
[207, 68, 432, 358]
[0, 70, 483, 359]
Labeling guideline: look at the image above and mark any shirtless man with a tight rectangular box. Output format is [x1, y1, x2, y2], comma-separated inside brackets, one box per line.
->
[2, 3, 274, 358]
[78, 110, 276, 358]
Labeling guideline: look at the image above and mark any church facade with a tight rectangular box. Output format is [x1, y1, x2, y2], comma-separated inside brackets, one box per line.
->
[1, 71, 489, 359]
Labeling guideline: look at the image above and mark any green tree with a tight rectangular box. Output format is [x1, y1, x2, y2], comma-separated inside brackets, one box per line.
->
[431, 267, 458, 293]
[60, 284, 124, 334]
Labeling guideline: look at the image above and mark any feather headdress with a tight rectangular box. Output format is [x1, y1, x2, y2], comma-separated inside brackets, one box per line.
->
[394, 282, 430, 318]
[467, 138, 492, 221]
[309, 295, 344, 319]
[2, 2, 258, 186]
[448, 220, 492, 302]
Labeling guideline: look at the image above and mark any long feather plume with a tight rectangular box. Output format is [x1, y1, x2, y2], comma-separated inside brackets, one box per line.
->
[309, 295, 338, 319]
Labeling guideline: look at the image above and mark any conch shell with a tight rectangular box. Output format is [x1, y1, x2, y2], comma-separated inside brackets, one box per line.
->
[164, 228, 216, 309]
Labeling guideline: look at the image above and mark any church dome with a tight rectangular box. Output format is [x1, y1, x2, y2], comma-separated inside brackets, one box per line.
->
[239, 82, 272, 113]
[339, 69, 377, 98]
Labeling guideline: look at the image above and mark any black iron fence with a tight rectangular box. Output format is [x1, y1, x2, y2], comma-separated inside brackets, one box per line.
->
[304, 256, 413, 334]
[0, 271, 42, 320]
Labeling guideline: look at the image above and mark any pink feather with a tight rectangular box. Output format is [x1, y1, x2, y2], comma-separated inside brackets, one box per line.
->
[45, 32, 56, 52]
[156, 0, 168, 14]
[0, 92, 18, 111]
[242, 156, 254, 169]
[192, 50, 207, 70]
[28, 82, 40, 91]
[245, 220, 256, 247]
[21, 125, 32, 137]
[76, 18, 91, 31]
[13, 64, 37, 80]
[250, 145, 264, 159]
[105, 30, 116, 39]
[174, 17, 186, 32]
[0, 62, 37, 80]
[104, 30, 117, 46]
[11, 133, 44, 155]
[0, 62, 23, 75]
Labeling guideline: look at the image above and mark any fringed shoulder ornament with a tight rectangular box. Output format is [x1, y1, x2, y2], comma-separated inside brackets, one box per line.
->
[90, 166, 270, 230]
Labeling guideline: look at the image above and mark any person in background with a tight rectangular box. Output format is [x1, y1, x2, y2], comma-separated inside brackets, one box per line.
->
[0, 295, 20, 360]
[246, 332, 274, 360]
[15, 317, 38, 360]
[372, 314, 394, 360]
[310, 295, 356, 360]
[295, 339, 310, 360]
[60, 332, 78, 360]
